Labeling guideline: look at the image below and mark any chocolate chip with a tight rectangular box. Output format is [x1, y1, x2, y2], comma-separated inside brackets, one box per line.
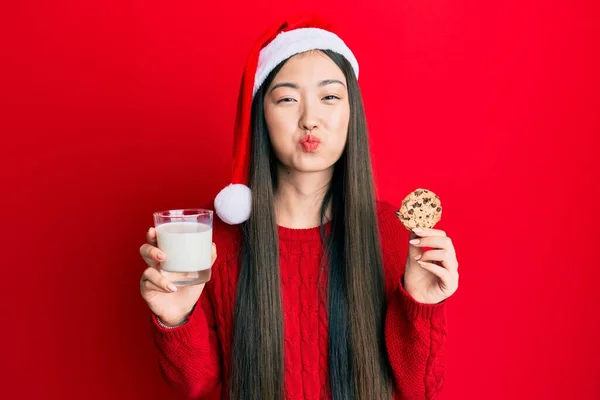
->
[415, 190, 423, 196]
[431, 203, 437, 208]
[423, 198, 430, 204]
[436, 207, 441, 212]
[408, 209, 414, 215]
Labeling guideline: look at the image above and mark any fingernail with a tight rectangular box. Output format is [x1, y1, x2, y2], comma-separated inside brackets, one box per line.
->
[409, 239, 420, 245]
[412, 228, 423, 233]
[167, 283, 177, 292]
[157, 252, 165, 260]
[414, 254, 422, 260]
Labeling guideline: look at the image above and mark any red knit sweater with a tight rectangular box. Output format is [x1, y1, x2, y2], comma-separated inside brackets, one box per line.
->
[151, 201, 447, 399]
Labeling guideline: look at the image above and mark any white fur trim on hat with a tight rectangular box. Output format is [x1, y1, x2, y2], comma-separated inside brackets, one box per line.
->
[214, 183, 252, 225]
[253, 27, 359, 97]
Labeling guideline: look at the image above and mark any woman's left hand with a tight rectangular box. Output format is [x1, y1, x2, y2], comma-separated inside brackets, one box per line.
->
[403, 227, 459, 304]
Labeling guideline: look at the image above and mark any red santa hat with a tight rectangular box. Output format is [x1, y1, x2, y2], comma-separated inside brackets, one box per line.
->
[214, 15, 360, 225]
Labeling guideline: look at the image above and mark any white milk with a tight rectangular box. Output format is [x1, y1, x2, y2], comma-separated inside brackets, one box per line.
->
[156, 222, 213, 272]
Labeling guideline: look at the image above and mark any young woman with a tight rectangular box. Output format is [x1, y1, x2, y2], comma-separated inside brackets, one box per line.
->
[139, 15, 459, 400]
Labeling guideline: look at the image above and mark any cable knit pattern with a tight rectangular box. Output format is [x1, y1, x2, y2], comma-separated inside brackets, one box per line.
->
[150, 201, 448, 399]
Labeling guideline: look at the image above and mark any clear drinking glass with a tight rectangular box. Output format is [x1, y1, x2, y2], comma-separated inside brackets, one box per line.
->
[153, 209, 213, 286]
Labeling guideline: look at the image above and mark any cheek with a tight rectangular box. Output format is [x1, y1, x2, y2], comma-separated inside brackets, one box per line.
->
[265, 107, 295, 136]
[332, 102, 350, 128]
[265, 109, 285, 139]
[268, 134, 290, 159]
[264, 109, 295, 157]
[328, 105, 350, 147]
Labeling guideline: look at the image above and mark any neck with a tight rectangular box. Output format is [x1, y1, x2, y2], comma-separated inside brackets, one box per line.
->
[273, 163, 333, 229]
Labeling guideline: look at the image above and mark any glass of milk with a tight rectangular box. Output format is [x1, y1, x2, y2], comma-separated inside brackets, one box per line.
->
[153, 209, 213, 286]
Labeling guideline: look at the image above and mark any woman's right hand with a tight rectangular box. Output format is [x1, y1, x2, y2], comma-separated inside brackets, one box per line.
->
[139, 227, 217, 327]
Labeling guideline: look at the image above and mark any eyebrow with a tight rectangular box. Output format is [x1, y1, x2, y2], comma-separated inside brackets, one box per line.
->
[269, 79, 346, 93]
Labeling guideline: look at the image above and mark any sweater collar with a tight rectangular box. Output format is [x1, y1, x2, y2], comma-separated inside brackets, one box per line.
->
[277, 221, 332, 241]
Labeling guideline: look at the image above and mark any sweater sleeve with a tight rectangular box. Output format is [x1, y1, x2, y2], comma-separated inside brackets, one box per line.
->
[376, 201, 448, 400]
[150, 282, 222, 399]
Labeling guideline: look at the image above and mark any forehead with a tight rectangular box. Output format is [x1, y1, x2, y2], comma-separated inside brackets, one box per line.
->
[273, 50, 346, 83]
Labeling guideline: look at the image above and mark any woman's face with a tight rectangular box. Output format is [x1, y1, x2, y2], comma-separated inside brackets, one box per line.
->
[264, 51, 350, 174]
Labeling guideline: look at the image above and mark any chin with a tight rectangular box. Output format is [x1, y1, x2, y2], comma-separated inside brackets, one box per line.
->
[292, 158, 336, 173]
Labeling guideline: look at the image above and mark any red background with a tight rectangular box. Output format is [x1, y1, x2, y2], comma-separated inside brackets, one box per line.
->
[1, 1, 599, 399]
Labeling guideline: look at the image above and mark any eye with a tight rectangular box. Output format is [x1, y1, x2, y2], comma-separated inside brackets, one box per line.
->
[323, 95, 341, 101]
[277, 97, 297, 104]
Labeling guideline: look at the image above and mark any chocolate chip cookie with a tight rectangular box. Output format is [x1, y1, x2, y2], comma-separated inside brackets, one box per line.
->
[395, 188, 442, 230]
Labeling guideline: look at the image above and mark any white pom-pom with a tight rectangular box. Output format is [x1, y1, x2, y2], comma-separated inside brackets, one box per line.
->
[214, 183, 252, 225]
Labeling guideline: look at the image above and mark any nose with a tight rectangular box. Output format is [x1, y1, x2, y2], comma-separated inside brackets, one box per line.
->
[298, 101, 319, 132]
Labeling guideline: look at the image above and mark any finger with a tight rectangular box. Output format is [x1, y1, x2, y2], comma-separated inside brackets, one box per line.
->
[409, 235, 455, 252]
[416, 260, 451, 281]
[139, 243, 166, 265]
[415, 249, 459, 271]
[146, 227, 158, 246]
[211, 243, 217, 266]
[141, 267, 177, 292]
[411, 227, 447, 238]
[142, 279, 169, 293]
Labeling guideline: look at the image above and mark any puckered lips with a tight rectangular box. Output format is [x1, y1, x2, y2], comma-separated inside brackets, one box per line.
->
[299, 134, 321, 152]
